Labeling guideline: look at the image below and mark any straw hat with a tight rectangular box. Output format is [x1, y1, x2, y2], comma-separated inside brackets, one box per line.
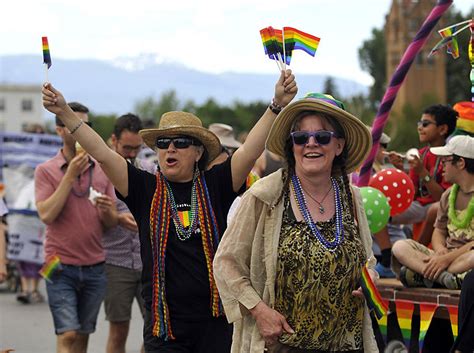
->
[266, 93, 372, 173]
[208, 123, 242, 149]
[139, 111, 221, 162]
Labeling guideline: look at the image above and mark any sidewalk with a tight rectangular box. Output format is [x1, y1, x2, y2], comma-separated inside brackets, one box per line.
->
[0, 281, 143, 352]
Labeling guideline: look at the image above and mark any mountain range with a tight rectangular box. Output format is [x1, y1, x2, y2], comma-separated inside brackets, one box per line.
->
[0, 55, 368, 115]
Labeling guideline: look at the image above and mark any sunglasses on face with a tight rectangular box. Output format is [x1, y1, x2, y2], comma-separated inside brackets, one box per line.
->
[380, 143, 388, 149]
[417, 120, 436, 128]
[290, 130, 337, 146]
[155, 137, 201, 149]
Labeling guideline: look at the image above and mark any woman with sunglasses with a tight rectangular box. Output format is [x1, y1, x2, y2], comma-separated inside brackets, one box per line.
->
[214, 93, 379, 353]
[42, 70, 297, 353]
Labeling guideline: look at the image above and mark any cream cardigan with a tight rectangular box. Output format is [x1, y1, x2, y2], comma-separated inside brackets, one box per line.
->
[214, 169, 379, 353]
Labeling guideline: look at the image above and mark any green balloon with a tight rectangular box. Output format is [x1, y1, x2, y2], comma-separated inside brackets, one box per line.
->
[360, 186, 391, 233]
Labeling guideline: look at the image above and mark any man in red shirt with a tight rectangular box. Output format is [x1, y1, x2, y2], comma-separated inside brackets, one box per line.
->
[35, 102, 117, 353]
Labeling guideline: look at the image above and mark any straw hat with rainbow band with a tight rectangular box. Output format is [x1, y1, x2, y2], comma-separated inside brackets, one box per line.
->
[266, 92, 372, 174]
[451, 101, 474, 137]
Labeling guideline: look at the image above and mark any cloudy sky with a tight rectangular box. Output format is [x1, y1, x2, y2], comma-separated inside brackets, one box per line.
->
[2, 0, 472, 85]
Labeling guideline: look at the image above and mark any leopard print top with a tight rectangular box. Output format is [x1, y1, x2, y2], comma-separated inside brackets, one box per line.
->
[274, 178, 366, 351]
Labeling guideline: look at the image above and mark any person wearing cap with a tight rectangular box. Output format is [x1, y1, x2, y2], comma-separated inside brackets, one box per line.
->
[207, 123, 242, 168]
[392, 135, 474, 291]
[41, 70, 297, 353]
[214, 93, 379, 352]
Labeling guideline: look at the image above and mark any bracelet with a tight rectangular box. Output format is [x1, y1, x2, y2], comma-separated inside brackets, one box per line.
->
[69, 120, 84, 134]
[268, 98, 284, 115]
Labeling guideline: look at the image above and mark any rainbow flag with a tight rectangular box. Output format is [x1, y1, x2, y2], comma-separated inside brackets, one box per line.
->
[259, 26, 292, 65]
[178, 210, 190, 228]
[39, 255, 61, 282]
[246, 170, 260, 189]
[283, 27, 320, 57]
[42, 36, 52, 68]
[375, 303, 389, 344]
[447, 305, 458, 339]
[438, 26, 459, 59]
[419, 302, 438, 350]
[395, 300, 415, 348]
[360, 266, 388, 319]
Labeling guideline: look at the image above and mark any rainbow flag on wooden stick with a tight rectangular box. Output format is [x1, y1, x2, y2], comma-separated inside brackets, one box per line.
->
[42, 36, 52, 68]
[39, 255, 61, 282]
[360, 266, 388, 319]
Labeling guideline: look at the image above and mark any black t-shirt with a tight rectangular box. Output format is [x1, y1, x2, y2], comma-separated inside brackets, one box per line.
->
[118, 158, 241, 322]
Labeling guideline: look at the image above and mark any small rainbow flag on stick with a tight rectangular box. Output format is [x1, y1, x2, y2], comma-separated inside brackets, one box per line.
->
[39, 255, 61, 282]
[360, 266, 388, 319]
[42, 36, 52, 82]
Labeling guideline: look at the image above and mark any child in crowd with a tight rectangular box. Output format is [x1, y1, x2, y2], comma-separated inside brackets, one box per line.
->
[375, 104, 458, 278]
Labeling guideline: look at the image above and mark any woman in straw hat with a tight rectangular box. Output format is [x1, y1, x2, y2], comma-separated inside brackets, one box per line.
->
[42, 70, 297, 353]
[213, 93, 379, 353]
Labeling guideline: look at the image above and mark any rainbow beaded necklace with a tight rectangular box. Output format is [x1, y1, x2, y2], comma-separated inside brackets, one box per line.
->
[149, 170, 223, 340]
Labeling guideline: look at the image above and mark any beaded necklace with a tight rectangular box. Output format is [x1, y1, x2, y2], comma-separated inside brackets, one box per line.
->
[448, 184, 474, 229]
[165, 171, 199, 241]
[291, 174, 344, 251]
[149, 171, 222, 340]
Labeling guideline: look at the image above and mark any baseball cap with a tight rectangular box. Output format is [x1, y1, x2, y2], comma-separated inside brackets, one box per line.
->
[430, 135, 474, 159]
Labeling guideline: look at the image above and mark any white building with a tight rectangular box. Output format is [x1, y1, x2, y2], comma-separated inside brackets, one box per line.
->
[0, 85, 43, 132]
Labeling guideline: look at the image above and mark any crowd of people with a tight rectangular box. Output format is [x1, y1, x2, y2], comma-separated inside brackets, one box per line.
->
[0, 68, 472, 353]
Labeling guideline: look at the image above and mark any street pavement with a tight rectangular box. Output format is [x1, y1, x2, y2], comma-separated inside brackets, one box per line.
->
[0, 281, 143, 353]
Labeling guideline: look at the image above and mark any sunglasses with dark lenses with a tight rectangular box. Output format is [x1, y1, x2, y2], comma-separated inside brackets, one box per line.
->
[290, 130, 337, 146]
[417, 120, 436, 128]
[155, 137, 201, 149]
[380, 143, 388, 149]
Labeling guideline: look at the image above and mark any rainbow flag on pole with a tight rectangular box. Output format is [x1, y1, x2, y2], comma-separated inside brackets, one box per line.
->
[260, 26, 292, 65]
[39, 255, 61, 282]
[42, 36, 52, 68]
[360, 266, 388, 319]
[283, 27, 320, 56]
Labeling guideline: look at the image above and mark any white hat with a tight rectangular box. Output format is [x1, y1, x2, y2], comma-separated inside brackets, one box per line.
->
[208, 123, 242, 149]
[430, 135, 474, 159]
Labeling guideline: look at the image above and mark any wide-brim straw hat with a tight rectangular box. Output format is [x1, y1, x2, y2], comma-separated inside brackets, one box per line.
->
[266, 93, 372, 174]
[140, 111, 221, 162]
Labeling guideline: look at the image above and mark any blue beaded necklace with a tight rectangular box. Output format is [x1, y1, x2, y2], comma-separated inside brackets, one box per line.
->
[291, 174, 344, 251]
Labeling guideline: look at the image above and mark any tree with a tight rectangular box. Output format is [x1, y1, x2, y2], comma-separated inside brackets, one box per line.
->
[322, 77, 340, 98]
[358, 28, 386, 108]
[89, 113, 117, 142]
[134, 90, 181, 123]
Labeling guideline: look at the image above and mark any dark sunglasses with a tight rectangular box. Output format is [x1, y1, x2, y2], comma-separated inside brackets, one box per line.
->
[417, 120, 436, 128]
[380, 143, 388, 149]
[155, 137, 201, 149]
[290, 130, 337, 146]
[57, 121, 93, 128]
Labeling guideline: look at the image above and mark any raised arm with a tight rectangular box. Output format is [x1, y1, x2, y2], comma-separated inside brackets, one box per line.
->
[230, 70, 297, 192]
[42, 83, 129, 196]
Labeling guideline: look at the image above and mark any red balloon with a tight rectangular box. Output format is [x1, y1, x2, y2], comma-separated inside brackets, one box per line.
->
[369, 168, 415, 216]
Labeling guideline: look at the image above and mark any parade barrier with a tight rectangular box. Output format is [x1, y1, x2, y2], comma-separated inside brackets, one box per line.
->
[375, 278, 459, 352]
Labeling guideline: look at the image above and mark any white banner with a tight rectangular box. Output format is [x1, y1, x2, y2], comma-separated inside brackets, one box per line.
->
[6, 212, 45, 265]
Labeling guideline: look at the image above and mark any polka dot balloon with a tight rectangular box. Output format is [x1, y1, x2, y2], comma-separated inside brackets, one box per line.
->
[360, 187, 391, 233]
[369, 168, 415, 216]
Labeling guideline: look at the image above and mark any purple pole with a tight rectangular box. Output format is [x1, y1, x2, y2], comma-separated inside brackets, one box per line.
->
[357, 0, 453, 186]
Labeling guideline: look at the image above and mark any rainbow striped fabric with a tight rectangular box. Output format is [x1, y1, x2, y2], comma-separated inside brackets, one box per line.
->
[283, 27, 320, 57]
[419, 302, 438, 350]
[259, 26, 292, 65]
[39, 255, 61, 282]
[360, 266, 388, 319]
[395, 300, 415, 347]
[438, 26, 459, 59]
[42, 36, 52, 68]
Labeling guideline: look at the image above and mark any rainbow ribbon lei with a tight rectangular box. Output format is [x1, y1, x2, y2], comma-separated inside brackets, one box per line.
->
[42, 36, 52, 69]
[39, 255, 61, 282]
[360, 266, 388, 319]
